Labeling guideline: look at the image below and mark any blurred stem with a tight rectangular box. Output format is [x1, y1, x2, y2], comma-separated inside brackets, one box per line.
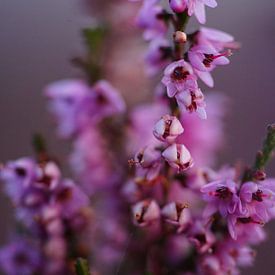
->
[242, 124, 275, 182]
[75, 258, 90, 275]
[32, 133, 48, 163]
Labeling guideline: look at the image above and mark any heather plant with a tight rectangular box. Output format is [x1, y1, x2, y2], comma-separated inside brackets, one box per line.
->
[0, 1, 274, 275]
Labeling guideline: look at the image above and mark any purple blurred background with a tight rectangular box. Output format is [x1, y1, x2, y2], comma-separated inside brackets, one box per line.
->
[0, 0, 274, 274]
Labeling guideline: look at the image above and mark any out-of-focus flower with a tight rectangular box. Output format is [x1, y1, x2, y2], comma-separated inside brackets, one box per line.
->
[153, 115, 184, 143]
[0, 240, 41, 275]
[162, 143, 193, 171]
[161, 59, 198, 98]
[51, 179, 89, 219]
[91, 80, 126, 119]
[45, 79, 125, 138]
[0, 157, 37, 204]
[45, 79, 92, 138]
[136, 0, 167, 40]
[145, 38, 171, 76]
[70, 129, 113, 195]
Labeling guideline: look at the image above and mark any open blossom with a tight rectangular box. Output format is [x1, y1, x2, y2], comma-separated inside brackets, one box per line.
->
[188, 45, 230, 87]
[136, 0, 167, 40]
[175, 88, 206, 119]
[239, 181, 275, 223]
[132, 199, 160, 226]
[162, 143, 193, 171]
[169, 0, 217, 24]
[153, 115, 184, 143]
[161, 59, 198, 98]
[201, 179, 241, 218]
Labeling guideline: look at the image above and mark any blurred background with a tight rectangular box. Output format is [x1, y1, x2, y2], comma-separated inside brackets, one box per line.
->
[0, 0, 274, 274]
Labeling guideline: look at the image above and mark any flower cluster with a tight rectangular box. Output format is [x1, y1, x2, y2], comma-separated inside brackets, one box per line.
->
[0, 157, 91, 274]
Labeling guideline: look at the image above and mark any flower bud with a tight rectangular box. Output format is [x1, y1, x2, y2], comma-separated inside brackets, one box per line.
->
[162, 143, 193, 171]
[132, 199, 160, 226]
[173, 31, 187, 44]
[153, 115, 184, 143]
[169, 0, 188, 13]
[135, 146, 161, 168]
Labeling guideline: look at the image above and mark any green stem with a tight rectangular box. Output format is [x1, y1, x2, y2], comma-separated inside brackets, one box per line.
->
[174, 12, 189, 60]
[242, 124, 275, 182]
[75, 258, 90, 275]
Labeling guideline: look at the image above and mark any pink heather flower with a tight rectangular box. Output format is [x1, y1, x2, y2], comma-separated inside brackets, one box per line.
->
[132, 199, 160, 226]
[217, 240, 255, 273]
[188, 45, 230, 87]
[169, 0, 217, 24]
[92, 80, 126, 119]
[175, 88, 206, 119]
[161, 202, 191, 232]
[153, 115, 184, 143]
[162, 143, 193, 171]
[45, 79, 92, 138]
[227, 215, 266, 242]
[145, 38, 171, 76]
[136, 0, 167, 40]
[161, 59, 198, 98]
[134, 145, 162, 181]
[36, 161, 61, 191]
[201, 179, 241, 218]
[239, 181, 275, 223]
[198, 27, 238, 52]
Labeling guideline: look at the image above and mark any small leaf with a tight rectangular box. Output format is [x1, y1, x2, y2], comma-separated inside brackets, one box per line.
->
[75, 258, 90, 275]
[82, 26, 107, 56]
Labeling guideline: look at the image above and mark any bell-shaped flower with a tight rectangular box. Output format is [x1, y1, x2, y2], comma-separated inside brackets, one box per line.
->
[132, 199, 160, 226]
[175, 88, 206, 119]
[161, 59, 198, 98]
[162, 143, 193, 171]
[153, 115, 184, 143]
[161, 202, 191, 232]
